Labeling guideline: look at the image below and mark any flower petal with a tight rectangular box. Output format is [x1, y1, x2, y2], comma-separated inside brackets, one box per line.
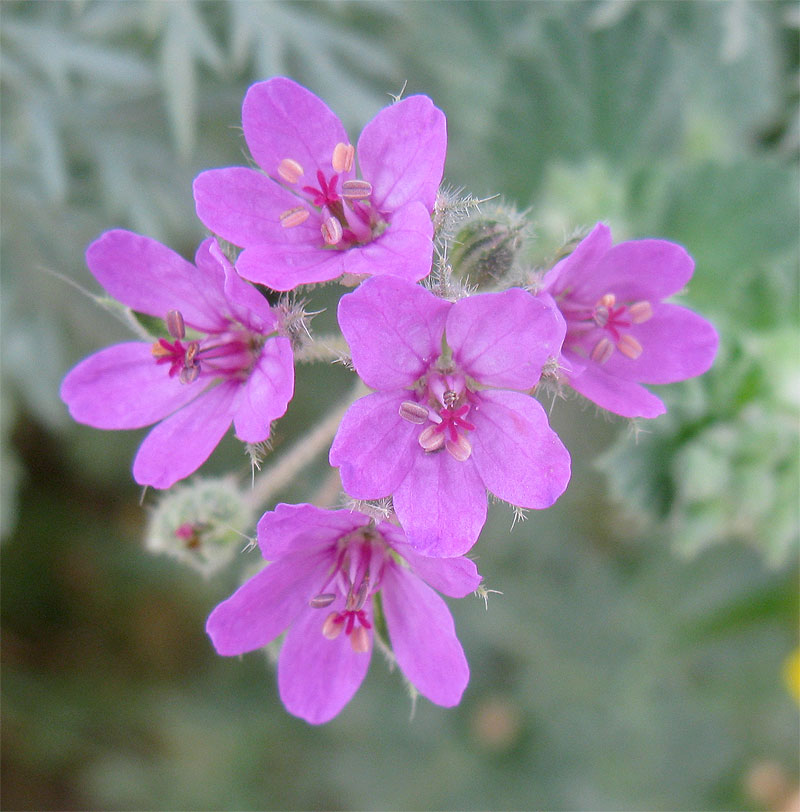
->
[193, 167, 318, 250]
[338, 275, 449, 390]
[233, 337, 294, 443]
[564, 355, 666, 418]
[392, 450, 487, 557]
[60, 342, 202, 429]
[235, 241, 347, 291]
[470, 390, 571, 509]
[601, 303, 719, 385]
[357, 94, 447, 212]
[86, 230, 226, 332]
[278, 602, 372, 724]
[258, 503, 370, 560]
[447, 288, 565, 389]
[380, 526, 482, 597]
[381, 563, 469, 707]
[132, 381, 239, 488]
[213, 240, 276, 332]
[206, 548, 331, 655]
[242, 77, 351, 186]
[340, 202, 435, 284]
[329, 391, 418, 498]
[540, 222, 613, 295]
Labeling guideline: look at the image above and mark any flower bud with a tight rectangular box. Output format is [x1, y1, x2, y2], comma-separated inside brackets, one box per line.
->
[449, 215, 525, 289]
[145, 476, 254, 577]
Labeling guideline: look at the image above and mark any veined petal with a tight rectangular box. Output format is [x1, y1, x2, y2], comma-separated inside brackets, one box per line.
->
[258, 503, 370, 560]
[565, 355, 666, 418]
[357, 94, 447, 213]
[132, 380, 239, 488]
[235, 242, 347, 291]
[393, 449, 487, 557]
[60, 342, 202, 429]
[381, 564, 469, 707]
[329, 391, 418, 499]
[233, 337, 294, 443]
[338, 275, 449, 390]
[380, 523, 482, 598]
[278, 601, 372, 725]
[86, 230, 227, 332]
[193, 167, 318, 249]
[242, 77, 351, 187]
[339, 201, 434, 284]
[601, 304, 719, 385]
[206, 548, 331, 655]
[470, 390, 571, 509]
[447, 288, 565, 389]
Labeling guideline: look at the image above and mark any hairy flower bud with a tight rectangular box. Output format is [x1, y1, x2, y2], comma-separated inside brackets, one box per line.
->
[145, 477, 254, 577]
[449, 214, 525, 289]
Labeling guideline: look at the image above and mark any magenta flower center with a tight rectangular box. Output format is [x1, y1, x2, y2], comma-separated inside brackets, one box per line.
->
[562, 292, 653, 365]
[399, 367, 476, 462]
[277, 142, 386, 250]
[308, 530, 391, 654]
[151, 308, 260, 384]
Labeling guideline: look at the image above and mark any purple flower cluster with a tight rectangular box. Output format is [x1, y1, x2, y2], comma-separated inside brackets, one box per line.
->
[60, 77, 718, 724]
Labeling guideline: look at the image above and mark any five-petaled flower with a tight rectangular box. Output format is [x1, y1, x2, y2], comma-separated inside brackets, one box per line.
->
[193, 76, 447, 291]
[206, 502, 480, 724]
[536, 223, 719, 418]
[329, 276, 571, 558]
[60, 230, 295, 488]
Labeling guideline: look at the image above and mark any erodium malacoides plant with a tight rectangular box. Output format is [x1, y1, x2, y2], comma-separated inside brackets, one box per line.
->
[61, 77, 718, 724]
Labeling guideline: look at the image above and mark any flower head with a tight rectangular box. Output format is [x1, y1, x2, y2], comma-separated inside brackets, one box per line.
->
[329, 276, 571, 557]
[538, 223, 718, 418]
[60, 230, 295, 488]
[206, 502, 480, 724]
[193, 77, 447, 291]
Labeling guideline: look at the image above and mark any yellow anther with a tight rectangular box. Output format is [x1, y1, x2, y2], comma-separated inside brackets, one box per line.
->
[419, 425, 445, 452]
[590, 336, 615, 364]
[349, 625, 370, 653]
[332, 142, 355, 173]
[628, 300, 653, 324]
[321, 216, 343, 245]
[277, 158, 304, 183]
[446, 435, 472, 462]
[280, 206, 310, 228]
[341, 179, 372, 200]
[617, 334, 643, 360]
[321, 612, 344, 640]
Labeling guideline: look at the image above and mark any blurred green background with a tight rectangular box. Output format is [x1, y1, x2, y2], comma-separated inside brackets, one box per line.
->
[1, 1, 798, 809]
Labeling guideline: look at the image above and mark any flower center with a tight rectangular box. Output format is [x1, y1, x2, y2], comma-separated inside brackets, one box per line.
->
[277, 143, 383, 250]
[308, 530, 389, 653]
[563, 293, 652, 365]
[150, 309, 258, 384]
[399, 369, 476, 462]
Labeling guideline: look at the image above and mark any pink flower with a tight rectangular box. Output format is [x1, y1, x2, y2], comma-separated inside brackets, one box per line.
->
[329, 276, 571, 558]
[206, 503, 480, 725]
[193, 77, 447, 291]
[60, 230, 295, 488]
[538, 223, 719, 418]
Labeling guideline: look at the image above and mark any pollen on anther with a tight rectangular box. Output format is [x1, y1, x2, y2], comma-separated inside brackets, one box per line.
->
[617, 333, 643, 360]
[628, 301, 653, 324]
[280, 206, 310, 228]
[321, 216, 343, 245]
[332, 142, 355, 173]
[277, 158, 304, 183]
[341, 179, 372, 200]
[590, 336, 615, 364]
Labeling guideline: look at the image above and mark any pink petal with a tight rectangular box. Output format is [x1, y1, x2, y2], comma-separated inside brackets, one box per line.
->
[257, 503, 370, 560]
[329, 391, 419, 499]
[469, 390, 571, 509]
[379, 523, 482, 598]
[205, 548, 331, 655]
[540, 222, 613, 295]
[193, 167, 319, 250]
[564, 356, 666, 418]
[392, 450, 487, 557]
[235, 241, 347, 291]
[357, 94, 447, 213]
[214, 240, 276, 332]
[242, 77, 351, 187]
[233, 337, 294, 443]
[381, 563, 469, 707]
[132, 380, 239, 488]
[337, 275, 449, 390]
[278, 601, 372, 725]
[86, 230, 226, 332]
[339, 201, 435, 283]
[447, 288, 565, 389]
[601, 304, 719, 385]
[60, 342, 202, 429]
